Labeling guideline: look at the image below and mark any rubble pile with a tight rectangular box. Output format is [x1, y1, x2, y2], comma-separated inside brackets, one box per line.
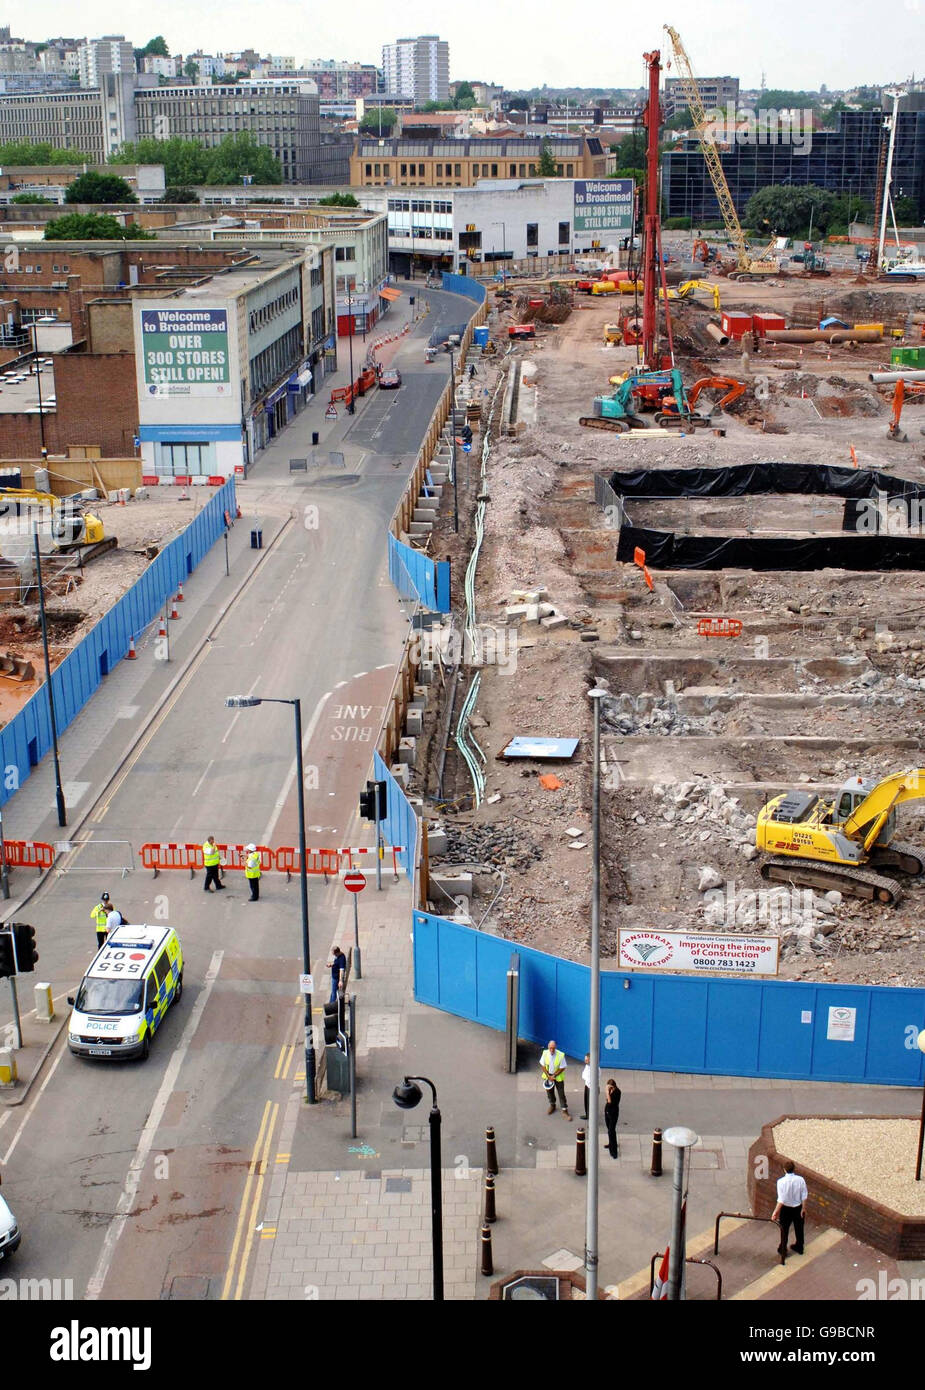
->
[440, 822, 544, 873]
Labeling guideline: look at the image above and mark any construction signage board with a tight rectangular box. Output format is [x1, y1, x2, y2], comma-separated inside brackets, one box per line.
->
[618, 929, 780, 976]
[573, 179, 634, 237]
[141, 307, 231, 397]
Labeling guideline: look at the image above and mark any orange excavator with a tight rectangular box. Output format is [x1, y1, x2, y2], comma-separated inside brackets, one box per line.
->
[887, 379, 925, 441]
[655, 375, 746, 425]
[692, 238, 715, 266]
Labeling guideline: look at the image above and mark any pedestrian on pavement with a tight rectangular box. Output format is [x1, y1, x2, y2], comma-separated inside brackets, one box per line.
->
[771, 1160, 808, 1259]
[244, 844, 261, 901]
[540, 1039, 571, 1120]
[329, 945, 347, 1002]
[202, 835, 225, 893]
[580, 1054, 592, 1119]
[604, 1079, 622, 1158]
[91, 892, 111, 949]
[104, 904, 125, 942]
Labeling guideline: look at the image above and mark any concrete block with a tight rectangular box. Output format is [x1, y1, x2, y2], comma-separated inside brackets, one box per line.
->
[397, 736, 417, 766]
[411, 688, 428, 708]
[413, 508, 437, 523]
[390, 763, 410, 787]
[426, 827, 448, 856]
[0, 1047, 16, 1086]
[430, 871, 474, 901]
[409, 521, 433, 536]
[524, 604, 541, 623]
[540, 614, 570, 630]
[405, 708, 423, 736]
[511, 587, 548, 603]
[538, 603, 556, 617]
[505, 604, 530, 621]
[418, 663, 435, 686]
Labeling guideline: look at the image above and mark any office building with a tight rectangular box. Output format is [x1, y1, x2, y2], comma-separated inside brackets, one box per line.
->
[351, 135, 615, 188]
[0, 76, 139, 161]
[382, 36, 449, 105]
[77, 35, 136, 89]
[664, 75, 739, 121]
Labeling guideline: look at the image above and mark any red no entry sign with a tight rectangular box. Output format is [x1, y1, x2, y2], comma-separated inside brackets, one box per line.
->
[343, 871, 366, 893]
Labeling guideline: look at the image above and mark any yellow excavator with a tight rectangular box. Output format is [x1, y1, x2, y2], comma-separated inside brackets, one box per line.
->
[755, 769, 925, 904]
[658, 279, 722, 311]
[0, 487, 113, 560]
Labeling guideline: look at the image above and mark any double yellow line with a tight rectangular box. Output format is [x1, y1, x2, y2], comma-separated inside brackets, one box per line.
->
[221, 1099, 280, 1301]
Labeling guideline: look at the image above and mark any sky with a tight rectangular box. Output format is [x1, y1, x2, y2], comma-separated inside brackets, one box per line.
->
[32, 0, 918, 92]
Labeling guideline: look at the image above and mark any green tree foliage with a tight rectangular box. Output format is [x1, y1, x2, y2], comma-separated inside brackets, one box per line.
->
[161, 186, 200, 203]
[0, 142, 91, 165]
[145, 36, 169, 57]
[64, 170, 138, 204]
[821, 98, 847, 128]
[318, 192, 359, 207]
[537, 139, 557, 176]
[754, 90, 819, 112]
[113, 134, 281, 186]
[617, 131, 646, 168]
[893, 194, 920, 226]
[44, 213, 156, 240]
[10, 192, 54, 204]
[744, 184, 835, 237]
[205, 132, 282, 185]
[358, 107, 396, 134]
[453, 81, 475, 108]
[184, 58, 200, 82]
[506, 96, 529, 112]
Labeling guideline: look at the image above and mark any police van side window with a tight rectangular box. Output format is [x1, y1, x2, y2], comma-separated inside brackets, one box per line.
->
[152, 950, 169, 988]
[144, 975, 157, 1009]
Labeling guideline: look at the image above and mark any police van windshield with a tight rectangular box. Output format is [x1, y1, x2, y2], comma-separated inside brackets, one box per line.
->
[75, 977, 143, 1015]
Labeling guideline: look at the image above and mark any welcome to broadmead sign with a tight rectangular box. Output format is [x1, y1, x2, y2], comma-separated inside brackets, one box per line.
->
[140, 307, 231, 398]
[573, 178, 634, 236]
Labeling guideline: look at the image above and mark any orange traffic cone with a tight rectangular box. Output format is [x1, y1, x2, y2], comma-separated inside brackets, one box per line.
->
[236, 504, 242, 519]
[175, 583, 184, 602]
[170, 597, 180, 620]
[158, 615, 166, 638]
[127, 637, 137, 659]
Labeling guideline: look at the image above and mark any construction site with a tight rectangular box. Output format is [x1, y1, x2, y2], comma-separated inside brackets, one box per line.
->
[412, 40, 925, 992]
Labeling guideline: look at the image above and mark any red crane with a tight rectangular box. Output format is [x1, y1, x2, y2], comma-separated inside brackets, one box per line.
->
[640, 50, 675, 372]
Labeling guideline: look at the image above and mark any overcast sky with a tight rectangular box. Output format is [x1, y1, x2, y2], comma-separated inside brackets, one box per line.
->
[36, 0, 917, 92]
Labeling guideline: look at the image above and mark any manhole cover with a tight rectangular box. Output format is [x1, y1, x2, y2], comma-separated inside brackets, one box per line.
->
[385, 1177, 412, 1193]
[164, 1275, 211, 1300]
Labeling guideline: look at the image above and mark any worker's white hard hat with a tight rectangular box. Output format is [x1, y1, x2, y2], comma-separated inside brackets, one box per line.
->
[246, 843, 256, 852]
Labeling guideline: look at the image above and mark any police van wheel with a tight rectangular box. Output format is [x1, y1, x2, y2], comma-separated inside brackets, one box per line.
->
[174, 973, 183, 1005]
[140, 1033, 150, 1061]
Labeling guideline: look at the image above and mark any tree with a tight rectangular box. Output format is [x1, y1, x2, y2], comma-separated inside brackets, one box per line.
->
[318, 192, 359, 207]
[506, 96, 529, 112]
[744, 184, 836, 237]
[113, 138, 210, 185]
[10, 192, 54, 204]
[145, 36, 169, 57]
[893, 195, 920, 227]
[65, 171, 138, 204]
[821, 98, 847, 129]
[754, 90, 819, 113]
[538, 139, 557, 176]
[184, 58, 200, 83]
[161, 186, 200, 203]
[204, 131, 282, 185]
[0, 141, 90, 165]
[358, 107, 396, 134]
[617, 131, 646, 168]
[45, 213, 156, 240]
[453, 81, 475, 108]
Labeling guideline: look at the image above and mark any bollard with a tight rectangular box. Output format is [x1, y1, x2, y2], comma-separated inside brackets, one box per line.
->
[484, 1173, 496, 1223]
[480, 1222, 493, 1276]
[651, 1127, 663, 1177]
[575, 1127, 587, 1177]
[33, 981, 54, 1023]
[485, 1125, 499, 1176]
[0, 1047, 16, 1086]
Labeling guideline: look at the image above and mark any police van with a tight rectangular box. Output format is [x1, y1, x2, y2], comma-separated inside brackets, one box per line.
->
[67, 924, 183, 1061]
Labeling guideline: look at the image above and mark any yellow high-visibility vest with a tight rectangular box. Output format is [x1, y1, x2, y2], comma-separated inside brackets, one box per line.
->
[203, 841, 221, 867]
[245, 852, 261, 879]
[540, 1049, 566, 1081]
[91, 902, 109, 928]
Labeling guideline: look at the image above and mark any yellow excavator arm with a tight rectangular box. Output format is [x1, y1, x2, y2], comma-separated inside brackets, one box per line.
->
[843, 768, 925, 849]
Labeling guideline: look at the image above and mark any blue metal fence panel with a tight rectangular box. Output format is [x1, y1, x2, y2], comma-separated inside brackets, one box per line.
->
[0, 477, 236, 809]
[412, 909, 925, 1086]
[387, 533, 450, 614]
[373, 751, 418, 879]
[439, 273, 488, 307]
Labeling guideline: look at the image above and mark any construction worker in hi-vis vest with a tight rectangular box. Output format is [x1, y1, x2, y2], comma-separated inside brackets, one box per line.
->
[202, 835, 225, 893]
[91, 892, 111, 948]
[245, 844, 261, 901]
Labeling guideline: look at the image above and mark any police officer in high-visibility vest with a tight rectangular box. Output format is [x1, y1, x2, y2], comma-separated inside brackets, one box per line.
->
[245, 843, 261, 901]
[540, 1039, 571, 1120]
[91, 891, 111, 949]
[202, 835, 225, 893]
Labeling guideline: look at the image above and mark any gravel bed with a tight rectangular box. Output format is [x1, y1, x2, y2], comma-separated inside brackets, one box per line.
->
[774, 1116, 925, 1217]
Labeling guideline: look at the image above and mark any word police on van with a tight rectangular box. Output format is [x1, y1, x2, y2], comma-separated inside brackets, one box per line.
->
[67, 924, 183, 1060]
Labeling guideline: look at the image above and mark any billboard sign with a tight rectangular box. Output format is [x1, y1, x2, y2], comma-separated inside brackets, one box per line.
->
[140, 307, 231, 397]
[618, 929, 780, 976]
[573, 178, 634, 236]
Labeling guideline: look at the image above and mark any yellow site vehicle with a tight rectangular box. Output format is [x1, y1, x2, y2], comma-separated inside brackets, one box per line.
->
[658, 279, 722, 310]
[755, 768, 925, 904]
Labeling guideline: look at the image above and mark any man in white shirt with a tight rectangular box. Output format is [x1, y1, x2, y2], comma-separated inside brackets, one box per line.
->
[771, 1160, 808, 1258]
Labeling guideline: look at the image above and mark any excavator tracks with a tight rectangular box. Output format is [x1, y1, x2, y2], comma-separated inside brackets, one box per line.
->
[760, 857, 904, 905]
[870, 841, 925, 877]
[578, 416, 633, 433]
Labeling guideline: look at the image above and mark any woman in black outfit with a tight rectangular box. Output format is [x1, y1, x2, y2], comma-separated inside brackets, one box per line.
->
[604, 1079, 621, 1158]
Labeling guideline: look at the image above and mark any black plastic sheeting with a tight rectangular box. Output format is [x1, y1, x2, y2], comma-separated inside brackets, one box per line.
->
[608, 462, 925, 572]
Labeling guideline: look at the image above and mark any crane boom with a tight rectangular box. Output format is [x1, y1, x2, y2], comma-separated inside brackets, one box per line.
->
[664, 25, 774, 279]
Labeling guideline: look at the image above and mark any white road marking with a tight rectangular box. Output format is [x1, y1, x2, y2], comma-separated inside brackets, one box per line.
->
[192, 759, 215, 797]
[0, 1034, 69, 1158]
[116, 706, 140, 720]
[222, 675, 261, 743]
[260, 689, 332, 847]
[62, 781, 90, 806]
[85, 949, 224, 1300]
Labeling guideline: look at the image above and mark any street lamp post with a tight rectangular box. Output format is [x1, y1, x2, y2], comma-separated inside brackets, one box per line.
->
[448, 347, 458, 533]
[393, 1076, 443, 1299]
[31, 324, 47, 462]
[225, 695, 315, 1103]
[915, 1030, 925, 1179]
[345, 284, 355, 414]
[492, 220, 506, 280]
[585, 687, 607, 1300]
[663, 1126, 700, 1299]
[34, 532, 66, 826]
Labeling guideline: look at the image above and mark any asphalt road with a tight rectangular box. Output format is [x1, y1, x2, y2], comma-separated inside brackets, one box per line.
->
[0, 281, 476, 1300]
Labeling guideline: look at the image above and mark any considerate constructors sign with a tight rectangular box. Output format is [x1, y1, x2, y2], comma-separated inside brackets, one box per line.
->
[618, 929, 780, 976]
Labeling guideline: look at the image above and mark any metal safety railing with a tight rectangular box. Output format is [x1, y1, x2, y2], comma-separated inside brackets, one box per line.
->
[649, 1252, 723, 1300]
[714, 1210, 780, 1256]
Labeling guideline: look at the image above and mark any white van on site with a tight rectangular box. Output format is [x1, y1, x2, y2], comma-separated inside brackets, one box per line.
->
[67, 924, 184, 1061]
[0, 1184, 20, 1261]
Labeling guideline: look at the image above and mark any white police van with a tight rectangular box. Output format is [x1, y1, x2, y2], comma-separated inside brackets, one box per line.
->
[0, 1184, 20, 1261]
[67, 924, 183, 1061]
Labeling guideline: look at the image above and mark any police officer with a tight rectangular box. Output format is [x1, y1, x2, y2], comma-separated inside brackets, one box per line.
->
[202, 835, 225, 893]
[245, 843, 261, 901]
[91, 892, 111, 948]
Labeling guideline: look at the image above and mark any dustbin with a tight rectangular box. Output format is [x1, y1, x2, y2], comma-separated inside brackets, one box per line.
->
[312, 431, 319, 446]
[250, 527, 263, 550]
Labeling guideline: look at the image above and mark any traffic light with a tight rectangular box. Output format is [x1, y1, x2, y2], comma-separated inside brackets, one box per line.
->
[0, 931, 13, 980]
[359, 780, 387, 822]
[461, 424, 473, 446]
[323, 995, 347, 1051]
[11, 923, 37, 973]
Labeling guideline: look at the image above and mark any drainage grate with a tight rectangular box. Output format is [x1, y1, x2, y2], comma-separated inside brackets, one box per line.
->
[385, 1177, 412, 1193]
[164, 1275, 212, 1300]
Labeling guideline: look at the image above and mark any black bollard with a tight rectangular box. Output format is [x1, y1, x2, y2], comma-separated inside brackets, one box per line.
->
[651, 1126, 663, 1177]
[575, 1127, 587, 1177]
[484, 1173, 496, 1223]
[480, 1222, 493, 1276]
[485, 1125, 499, 1176]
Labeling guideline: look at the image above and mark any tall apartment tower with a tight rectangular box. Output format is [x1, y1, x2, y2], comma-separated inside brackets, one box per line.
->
[78, 35, 136, 88]
[382, 35, 448, 104]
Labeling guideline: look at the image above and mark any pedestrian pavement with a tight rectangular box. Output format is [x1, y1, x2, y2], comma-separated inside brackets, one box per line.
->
[251, 869, 925, 1301]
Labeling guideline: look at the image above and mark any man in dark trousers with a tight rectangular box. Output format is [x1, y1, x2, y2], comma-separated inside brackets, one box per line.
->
[329, 945, 347, 1002]
[772, 1160, 808, 1260]
[604, 1078, 621, 1158]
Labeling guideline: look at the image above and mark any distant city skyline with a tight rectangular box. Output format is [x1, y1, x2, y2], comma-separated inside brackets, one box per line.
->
[8, 0, 916, 93]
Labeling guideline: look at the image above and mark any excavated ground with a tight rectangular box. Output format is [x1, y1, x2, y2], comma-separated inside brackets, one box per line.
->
[414, 269, 925, 985]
